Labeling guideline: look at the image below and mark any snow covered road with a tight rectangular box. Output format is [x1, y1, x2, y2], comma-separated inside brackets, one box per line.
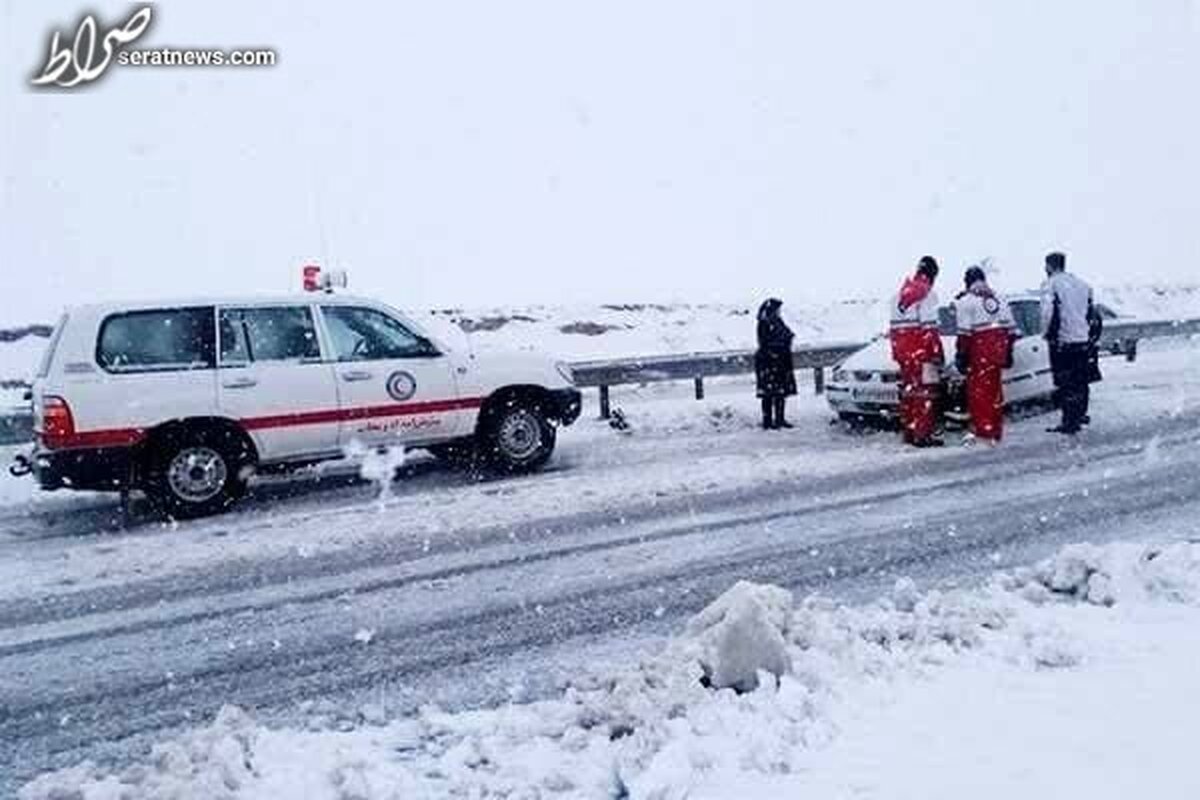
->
[0, 341, 1197, 795]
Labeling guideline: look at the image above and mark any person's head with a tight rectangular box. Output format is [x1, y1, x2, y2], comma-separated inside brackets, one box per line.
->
[964, 265, 987, 288]
[917, 256, 939, 283]
[758, 297, 783, 320]
[1045, 251, 1066, 277]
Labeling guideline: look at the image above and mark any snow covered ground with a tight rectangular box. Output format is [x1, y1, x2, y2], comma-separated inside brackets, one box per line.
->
[20, 539, 1200, 800]
[2, 337, 1197, 798]
[2, 337, 1196, 604]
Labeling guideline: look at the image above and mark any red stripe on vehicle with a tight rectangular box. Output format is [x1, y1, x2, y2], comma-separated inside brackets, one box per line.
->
[241, 397, 484, 430]
[47, 397, 486, 449]
[46, 428, 147, 449]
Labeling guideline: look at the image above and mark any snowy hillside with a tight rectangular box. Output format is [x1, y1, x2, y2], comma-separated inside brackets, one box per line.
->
[419, 282, 1200, 359]
[2, 285, 1198, 398]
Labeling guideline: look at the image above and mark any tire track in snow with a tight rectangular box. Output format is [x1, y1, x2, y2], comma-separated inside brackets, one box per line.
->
[2, 410, 1194, 632]
[2, 439, 1198, 786]
[1, 418, 1193, 649]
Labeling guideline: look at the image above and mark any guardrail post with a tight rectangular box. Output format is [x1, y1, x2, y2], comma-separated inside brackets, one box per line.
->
[813, 367, 825, 395]
[1125, 338, 1138, 363]
[599, 385, 611, 419]
[694, 376, 704, 400]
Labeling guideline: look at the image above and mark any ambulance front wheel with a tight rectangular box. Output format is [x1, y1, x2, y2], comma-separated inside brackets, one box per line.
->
[480, 401, 556, 473]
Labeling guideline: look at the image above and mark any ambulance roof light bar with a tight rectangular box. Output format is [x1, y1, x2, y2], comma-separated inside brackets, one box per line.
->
[302, 264, 348, 294]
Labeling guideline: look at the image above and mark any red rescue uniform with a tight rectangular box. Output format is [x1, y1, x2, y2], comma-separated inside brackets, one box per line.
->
[954, 283, 1017, 442]
[889, 274, 944, 444]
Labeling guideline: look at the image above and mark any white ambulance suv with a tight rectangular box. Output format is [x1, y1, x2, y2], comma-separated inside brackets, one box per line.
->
[11, 295, 582, 517]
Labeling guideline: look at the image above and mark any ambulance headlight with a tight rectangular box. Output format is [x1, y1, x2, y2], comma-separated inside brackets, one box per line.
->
[555, 361, 576, 385]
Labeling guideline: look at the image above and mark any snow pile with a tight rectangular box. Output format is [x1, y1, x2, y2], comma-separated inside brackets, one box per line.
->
[25, 706, 263, 800]
[1001, 540, 1200, 607]
[683, 581, 794, 692]
[20, 539, 1200, 800]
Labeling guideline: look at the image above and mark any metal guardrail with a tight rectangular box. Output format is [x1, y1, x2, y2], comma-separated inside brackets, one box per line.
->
[571, 342, 866, 418]
[0, 410, 32, 447]
[1098, 317, 1200, 346]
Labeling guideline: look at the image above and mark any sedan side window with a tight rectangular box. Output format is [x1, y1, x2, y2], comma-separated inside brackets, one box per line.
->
[321, 306, 437, 361]
[219, 306, 321, 365]
[1010, 301, 1042, 338]
[937, 305, 958, 336]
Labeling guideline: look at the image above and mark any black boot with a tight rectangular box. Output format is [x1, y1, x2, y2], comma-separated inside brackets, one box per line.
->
[761, 397, 775, 429]
[774, 397, 793, 428]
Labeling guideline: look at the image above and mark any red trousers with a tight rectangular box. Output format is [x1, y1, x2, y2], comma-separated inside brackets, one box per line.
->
[897, 360, 940, 442]
[963, 328, 1011, 441]
[967, 362, 1004, 440]
[892, 327, 943, 444]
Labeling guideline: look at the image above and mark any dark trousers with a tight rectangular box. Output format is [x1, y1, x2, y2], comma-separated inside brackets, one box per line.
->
[761, 396, 787, 428]
[1052, 343, 1091, 431]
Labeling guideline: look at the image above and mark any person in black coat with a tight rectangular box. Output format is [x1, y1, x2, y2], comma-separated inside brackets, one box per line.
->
[755, 298, 798, 429]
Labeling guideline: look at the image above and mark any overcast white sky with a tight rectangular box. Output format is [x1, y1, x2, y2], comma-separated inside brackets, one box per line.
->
[2, 1, 1198, 323]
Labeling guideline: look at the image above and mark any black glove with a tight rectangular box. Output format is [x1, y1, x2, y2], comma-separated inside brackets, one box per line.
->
[955, 351, 970, 374]
[1087, 304, 1104, 347]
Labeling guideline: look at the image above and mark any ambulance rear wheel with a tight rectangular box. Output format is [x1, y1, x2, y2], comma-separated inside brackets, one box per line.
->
[142, 426, 252, 519]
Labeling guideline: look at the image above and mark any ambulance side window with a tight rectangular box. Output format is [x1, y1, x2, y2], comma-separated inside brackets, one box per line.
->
[321, 306, 438, 361]
[218, 313, 250, 365]
[218, 306, 321, 365]
[97, 307, 215, 373]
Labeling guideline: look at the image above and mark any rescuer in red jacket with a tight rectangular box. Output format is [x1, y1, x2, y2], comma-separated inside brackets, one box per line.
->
[889, 256, 945, 447]
[953, 267, 1017, 443]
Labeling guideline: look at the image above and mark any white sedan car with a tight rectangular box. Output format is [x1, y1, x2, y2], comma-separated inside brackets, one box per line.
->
[826, 295, 1117, 423]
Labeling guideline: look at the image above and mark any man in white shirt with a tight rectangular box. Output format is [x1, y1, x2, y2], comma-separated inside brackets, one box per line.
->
[1040, 251, 1095, 434]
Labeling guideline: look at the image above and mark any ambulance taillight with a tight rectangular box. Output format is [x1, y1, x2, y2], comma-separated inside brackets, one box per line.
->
[38, 396, 76, 450]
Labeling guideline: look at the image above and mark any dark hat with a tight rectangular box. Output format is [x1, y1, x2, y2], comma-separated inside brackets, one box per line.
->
[917, 256, 939, 279]
[1045, 251, 1066, 271]
[757, 297, 783, 320]
[964, 266, 987, 286]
